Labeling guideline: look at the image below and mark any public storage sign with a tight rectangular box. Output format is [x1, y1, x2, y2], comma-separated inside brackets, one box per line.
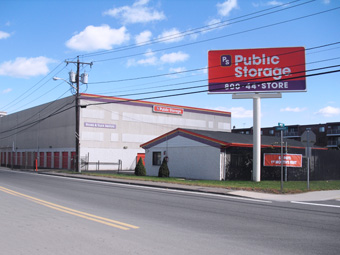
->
[208, 47, 306, 93]
[153, 105, 184, 115]
[264, 153, 303, 168]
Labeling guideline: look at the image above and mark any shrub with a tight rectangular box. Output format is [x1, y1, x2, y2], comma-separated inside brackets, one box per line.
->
[135, 158, 146, 176]
[158, 157, 170, 177]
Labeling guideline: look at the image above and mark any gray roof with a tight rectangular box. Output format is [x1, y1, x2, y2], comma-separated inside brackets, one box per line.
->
[183, 129, 306, 147]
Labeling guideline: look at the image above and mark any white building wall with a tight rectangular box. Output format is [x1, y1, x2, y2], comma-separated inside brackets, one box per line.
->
[145, 136, 222, 180]
[79, 95, 231, 170]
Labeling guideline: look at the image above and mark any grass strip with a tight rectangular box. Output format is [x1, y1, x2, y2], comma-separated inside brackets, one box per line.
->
[72, 171, 340, 194]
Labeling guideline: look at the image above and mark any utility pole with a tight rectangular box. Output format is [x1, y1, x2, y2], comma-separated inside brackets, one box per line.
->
[65, 57, 92, 173]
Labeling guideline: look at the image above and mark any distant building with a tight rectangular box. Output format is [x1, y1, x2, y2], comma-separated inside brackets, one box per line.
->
[232, 122, 340, 149]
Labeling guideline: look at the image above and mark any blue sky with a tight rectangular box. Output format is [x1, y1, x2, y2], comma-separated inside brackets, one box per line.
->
[0, 0, 339, 128]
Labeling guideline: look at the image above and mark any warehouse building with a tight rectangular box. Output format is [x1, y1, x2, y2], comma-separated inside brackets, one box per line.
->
[0, 93, 231, 171]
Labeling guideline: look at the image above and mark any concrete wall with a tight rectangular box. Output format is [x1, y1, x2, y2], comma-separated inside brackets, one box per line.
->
[145, 135, 222, 180]
[0, 97, 76, 169]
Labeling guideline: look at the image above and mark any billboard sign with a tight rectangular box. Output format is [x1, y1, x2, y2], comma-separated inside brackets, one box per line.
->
[263, 153, 302, 167]
[208, 47, 306, 93]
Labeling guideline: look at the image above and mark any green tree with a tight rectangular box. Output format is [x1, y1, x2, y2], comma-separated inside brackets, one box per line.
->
[135, 157, 146, 176]
[158, 157, 170, 177]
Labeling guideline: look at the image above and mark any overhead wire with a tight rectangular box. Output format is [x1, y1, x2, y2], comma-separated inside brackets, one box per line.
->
[87, 4, 339, 64]
[0, 60, 67, 111]
[79, 0, 314, 60]
[89, 42, 340, 85]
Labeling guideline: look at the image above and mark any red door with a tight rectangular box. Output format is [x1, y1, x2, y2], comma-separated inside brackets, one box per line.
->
[46, 152, 52, 168]
[62, 152, 68, 169]
[54, 152, 60, 169]
[40, 152, 44, 167]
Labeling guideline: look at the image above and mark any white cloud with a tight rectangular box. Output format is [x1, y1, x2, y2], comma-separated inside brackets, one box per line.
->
[0, 57, 54, 78]
[215, 106, 252, 118]
[2, 88, 12, 94]
[160, 51, 189, 64]
[158, 28, 185, 43]
[217, 0, 238, 16]
[167, 67, 187, 78]
[267, 1, 283, 6]
[66, 25, 129, 52]
[103, 0, 165, 24]
[203, 19, 226, 34]
[135, 30, 152, 45]
[280, 107, 307, 112]
[315, 106, 340, 117]
[127, 49, 157, 66]
[128, 50, 189, 67]
[0, 31, 10, 40]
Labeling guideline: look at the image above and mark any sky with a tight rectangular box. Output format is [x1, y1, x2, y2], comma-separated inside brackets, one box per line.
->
[0, 0, 339, 129]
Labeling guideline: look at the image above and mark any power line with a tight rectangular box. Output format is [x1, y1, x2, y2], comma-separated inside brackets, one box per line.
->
[104, 64, 340, 99]
[89, 42, 340, 85]
[91, 56, 340, 96]
[83, 69, 340, 108]
[79, 0, 313, 59]
[0, 68, 338, 139]
[89, 5, 339, 63]
[0, 98, 75, 139]
[0, 60, 67, 111]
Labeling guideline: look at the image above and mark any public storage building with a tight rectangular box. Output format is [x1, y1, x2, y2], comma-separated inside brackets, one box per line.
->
[141, 128, 307, 181]
[0, 94, 231, 171]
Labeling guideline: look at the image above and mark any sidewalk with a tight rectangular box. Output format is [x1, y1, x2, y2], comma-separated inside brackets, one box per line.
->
[39, 171, 340, 202]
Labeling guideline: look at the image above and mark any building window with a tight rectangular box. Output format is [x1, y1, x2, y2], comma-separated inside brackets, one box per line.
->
[152, 152, 162, 165]
[269, 130, 274, 135]
[319, 126, 325, 132]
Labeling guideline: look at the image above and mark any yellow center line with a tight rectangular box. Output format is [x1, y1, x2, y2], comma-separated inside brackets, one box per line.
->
[0, 186, 139, 230]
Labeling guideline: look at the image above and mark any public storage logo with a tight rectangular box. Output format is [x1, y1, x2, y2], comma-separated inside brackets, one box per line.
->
[208, 47, 306, 93]
[221, 55, 232, 66]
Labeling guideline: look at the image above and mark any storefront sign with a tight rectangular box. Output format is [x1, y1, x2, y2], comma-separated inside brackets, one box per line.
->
[208, 47, 306, 93]
[84, 122, 116, 129]
[264, 153, 302, 167]
[153, 105, 184, 115]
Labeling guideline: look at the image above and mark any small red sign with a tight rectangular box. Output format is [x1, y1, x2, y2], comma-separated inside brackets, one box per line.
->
[264, 153, 302, 167]
[153, 105, 184, 115]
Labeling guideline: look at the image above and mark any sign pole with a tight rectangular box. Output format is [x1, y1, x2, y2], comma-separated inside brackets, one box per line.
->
[253, 96, 261, 182]
[307, 129, 310, 190]
[280, 129, 283, 192]
[233, 93, 282, 182]
[285, 141, 288, 182]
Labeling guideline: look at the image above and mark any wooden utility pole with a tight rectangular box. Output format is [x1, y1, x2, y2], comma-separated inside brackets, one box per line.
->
[65, 57, 92, 172]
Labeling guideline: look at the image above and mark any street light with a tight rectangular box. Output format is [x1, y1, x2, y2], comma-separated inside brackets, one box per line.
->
[53, 76, 77, 90]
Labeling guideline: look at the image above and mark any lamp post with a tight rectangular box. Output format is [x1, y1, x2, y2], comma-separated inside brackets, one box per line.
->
[53, 57, 92, 173]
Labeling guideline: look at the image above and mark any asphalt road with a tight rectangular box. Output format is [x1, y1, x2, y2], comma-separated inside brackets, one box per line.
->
[1, 168, 339, 255]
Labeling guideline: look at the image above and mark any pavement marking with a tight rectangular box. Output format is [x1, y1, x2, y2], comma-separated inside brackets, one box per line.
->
[0, 186, 139, 230]
[291, 201, 340, 208]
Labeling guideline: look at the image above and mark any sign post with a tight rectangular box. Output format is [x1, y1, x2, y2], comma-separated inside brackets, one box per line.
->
[276, 123, 287, 192]
[208, 47, 306, 182]
[301, 129, 316, 190]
